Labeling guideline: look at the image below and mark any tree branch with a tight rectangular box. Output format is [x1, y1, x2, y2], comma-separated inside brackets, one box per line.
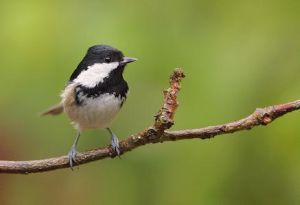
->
[0, 68, 299, 174]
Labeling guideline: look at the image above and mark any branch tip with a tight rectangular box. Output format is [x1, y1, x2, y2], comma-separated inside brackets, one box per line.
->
[154, 68, 185, 131]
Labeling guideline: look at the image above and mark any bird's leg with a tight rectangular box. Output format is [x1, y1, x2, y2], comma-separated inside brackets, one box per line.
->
[68, 131, 81, 169]
[106, 128, 120, 156]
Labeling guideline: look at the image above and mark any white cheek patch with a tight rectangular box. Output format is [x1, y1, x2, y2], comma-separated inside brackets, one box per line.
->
[74, 62, 119, 88]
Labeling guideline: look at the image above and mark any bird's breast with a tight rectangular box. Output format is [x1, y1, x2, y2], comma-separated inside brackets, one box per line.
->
[62, 83, 127, 130]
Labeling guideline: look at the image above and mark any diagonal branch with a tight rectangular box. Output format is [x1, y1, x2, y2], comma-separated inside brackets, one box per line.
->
[0, 68, 299, 174]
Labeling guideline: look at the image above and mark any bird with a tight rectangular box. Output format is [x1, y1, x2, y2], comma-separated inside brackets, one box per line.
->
[42, 45, 137, 168]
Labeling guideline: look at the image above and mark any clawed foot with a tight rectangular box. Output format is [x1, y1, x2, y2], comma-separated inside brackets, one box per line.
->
[68, 145, 78, 170]
[111, 133, 120, 156]
[107, 128, 120, 156]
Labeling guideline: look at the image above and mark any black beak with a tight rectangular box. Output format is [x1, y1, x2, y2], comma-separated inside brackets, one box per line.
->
[121, 57, 137, 65]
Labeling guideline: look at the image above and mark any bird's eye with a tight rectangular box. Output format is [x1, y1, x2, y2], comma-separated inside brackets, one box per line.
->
[104, 57, 111, 63]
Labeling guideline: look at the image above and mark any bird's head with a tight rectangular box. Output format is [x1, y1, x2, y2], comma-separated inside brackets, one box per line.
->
[70, 45, 137, 87]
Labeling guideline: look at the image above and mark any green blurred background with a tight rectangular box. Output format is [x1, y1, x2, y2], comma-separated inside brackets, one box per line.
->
[0, 0, 300, 204]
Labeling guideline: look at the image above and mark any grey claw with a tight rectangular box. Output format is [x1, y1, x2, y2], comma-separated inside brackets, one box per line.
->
[107, 128, 121, 156]
[68, 145, 77, 170]
[111, 134, 120, 156]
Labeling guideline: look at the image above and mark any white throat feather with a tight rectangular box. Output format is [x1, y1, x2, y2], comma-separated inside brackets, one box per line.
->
[73, 62, 119, 88]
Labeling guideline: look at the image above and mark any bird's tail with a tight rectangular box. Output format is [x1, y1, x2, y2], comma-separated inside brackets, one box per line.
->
[41, 103, 64, 116]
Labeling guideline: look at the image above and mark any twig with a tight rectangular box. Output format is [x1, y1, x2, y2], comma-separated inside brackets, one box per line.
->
[0, 68, 299, 174]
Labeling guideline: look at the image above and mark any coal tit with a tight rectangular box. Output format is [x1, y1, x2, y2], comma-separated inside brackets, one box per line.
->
[43, 45, 137, 168]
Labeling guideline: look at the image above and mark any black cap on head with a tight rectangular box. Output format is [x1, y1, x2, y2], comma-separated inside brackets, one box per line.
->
[85, 45, 124, 64]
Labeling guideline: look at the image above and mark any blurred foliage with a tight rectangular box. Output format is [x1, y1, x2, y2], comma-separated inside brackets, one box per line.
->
[0, 0, 300, 204]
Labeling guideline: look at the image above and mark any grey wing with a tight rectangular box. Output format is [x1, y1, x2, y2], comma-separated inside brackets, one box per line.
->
[41, 83, 77, 116]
